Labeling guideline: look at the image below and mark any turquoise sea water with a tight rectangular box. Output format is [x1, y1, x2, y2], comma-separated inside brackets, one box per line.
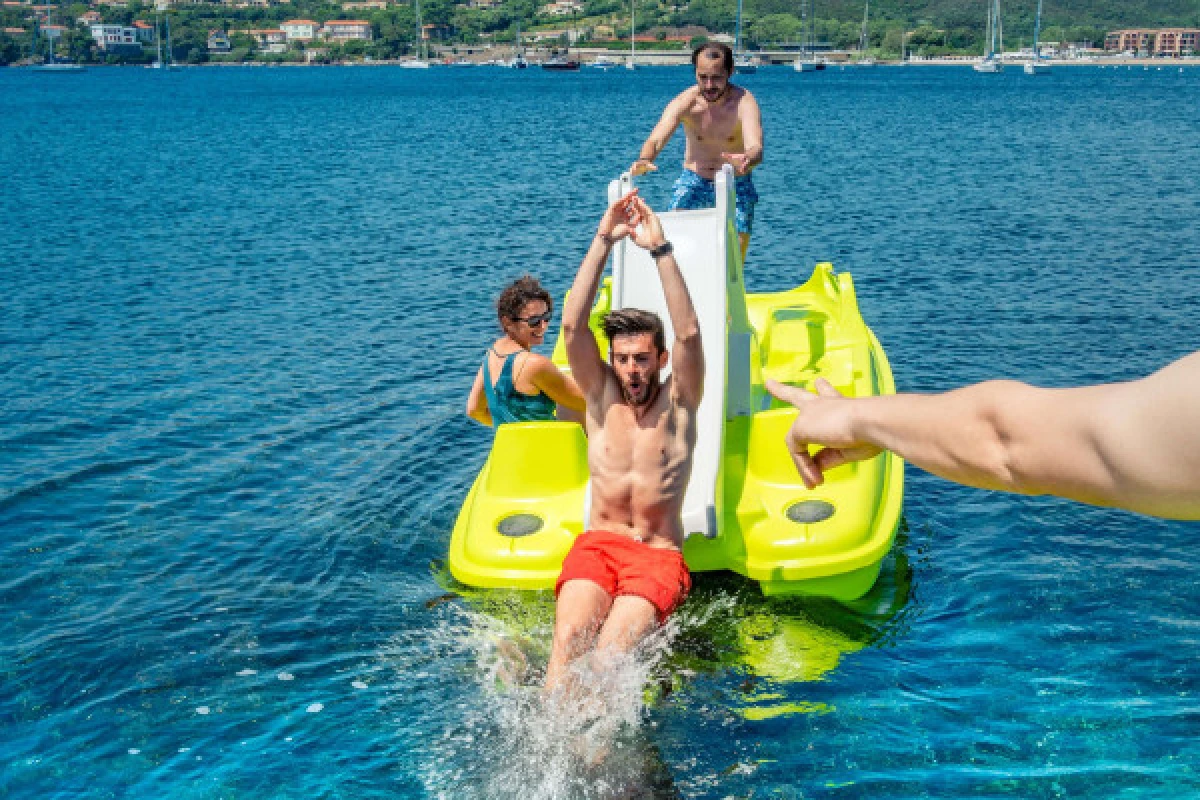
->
[2, 64, 1198, 798]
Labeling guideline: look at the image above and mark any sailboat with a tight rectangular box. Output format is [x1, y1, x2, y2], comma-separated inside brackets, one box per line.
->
[1023, 0, 1050, 74]
[856, 0, 876, 65]
[149, 10, 164, 68]
[625, 0, 636, 69]
[504, 19, 527, 68]
[29, 10, 86, 71]
[398, 0, 431, 68]
[150, 3, 179, 70]
[733, 0, 756, 73]
[793, 0, 822, 71]
[973, 0, 1003, 72]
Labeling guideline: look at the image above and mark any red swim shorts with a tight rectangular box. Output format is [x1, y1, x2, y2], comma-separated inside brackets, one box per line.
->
[554, 530, 691, 623]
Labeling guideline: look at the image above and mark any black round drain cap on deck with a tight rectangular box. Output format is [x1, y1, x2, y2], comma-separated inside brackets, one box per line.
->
[785, 500, 835, 524]
[497, 514, 543, 537]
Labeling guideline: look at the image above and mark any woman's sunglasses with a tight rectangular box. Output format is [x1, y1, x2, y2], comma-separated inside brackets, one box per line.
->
[516, 311, 553, 327]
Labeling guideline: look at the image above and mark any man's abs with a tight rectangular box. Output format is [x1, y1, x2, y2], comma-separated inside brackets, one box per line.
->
[586, 423, 696, 547]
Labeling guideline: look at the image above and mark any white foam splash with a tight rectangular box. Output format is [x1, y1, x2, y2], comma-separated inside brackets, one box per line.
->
[405, 603, 688, 800]
[306, 703, 324, 713]
[277, 672, 294, 681]
[352, 680, 368, 690]
[236, 669, 257, 676]
[195, 706, 210, 715]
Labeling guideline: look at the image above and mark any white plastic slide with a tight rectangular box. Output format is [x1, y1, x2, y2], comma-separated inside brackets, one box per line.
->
[604, 166, 752, 539]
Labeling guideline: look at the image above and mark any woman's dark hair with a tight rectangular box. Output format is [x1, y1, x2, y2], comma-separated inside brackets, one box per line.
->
[496, 275, 552, 325]
[692, 42, 733, 75]
[602, 309, 666, 354]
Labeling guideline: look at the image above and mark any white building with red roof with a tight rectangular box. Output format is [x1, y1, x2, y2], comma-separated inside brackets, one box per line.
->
[280, 19, 318, 42]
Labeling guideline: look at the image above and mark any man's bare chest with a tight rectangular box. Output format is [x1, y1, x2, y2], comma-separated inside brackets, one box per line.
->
[683, 106, 742, 144]
[591, 407, 689, 471]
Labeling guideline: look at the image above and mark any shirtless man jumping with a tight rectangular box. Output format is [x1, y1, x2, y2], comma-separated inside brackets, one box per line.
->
[631, 42, 764, 259]
[544, 192, 704, 694]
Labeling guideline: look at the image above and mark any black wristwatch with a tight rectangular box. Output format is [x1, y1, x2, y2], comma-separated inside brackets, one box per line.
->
[649, 241, 673, 259]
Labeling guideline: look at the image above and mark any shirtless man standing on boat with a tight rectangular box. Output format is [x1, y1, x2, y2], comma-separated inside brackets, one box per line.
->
[631, 42, 763, 260]
[545, 191, 704, 694]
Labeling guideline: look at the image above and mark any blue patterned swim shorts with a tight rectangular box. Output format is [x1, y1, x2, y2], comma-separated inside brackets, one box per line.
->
[667, 169, 759, 234]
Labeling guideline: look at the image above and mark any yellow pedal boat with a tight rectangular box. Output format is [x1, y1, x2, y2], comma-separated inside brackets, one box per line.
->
[449, 168, 904, 601]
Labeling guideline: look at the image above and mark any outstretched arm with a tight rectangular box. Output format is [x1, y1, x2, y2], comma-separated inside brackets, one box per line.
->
[765, 350, 1200, 520]
[630, 197, 704, 409]
[722, 92, 763, 175]
[631, 93, 689, 177]
[562, 191, 641, 401]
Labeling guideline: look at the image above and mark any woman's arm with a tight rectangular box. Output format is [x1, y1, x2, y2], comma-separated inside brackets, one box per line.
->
[466, 366, 493, 427]
[528, 355, 586, 413]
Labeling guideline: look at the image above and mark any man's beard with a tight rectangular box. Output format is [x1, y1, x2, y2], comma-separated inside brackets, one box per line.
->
[620, 373, 660, 408]
[702, 86, 726, 102]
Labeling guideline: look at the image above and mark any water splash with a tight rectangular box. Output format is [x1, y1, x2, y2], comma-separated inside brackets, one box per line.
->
[401, 599, 704, 799]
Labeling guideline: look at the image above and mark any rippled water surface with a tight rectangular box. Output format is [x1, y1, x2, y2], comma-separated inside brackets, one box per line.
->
[2, 64, 1198, 799]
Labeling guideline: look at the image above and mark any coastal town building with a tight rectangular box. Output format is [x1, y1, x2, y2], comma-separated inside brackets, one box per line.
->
[321, 19, 372, 41]
[88, 23, 142, 54]
[1105, 28, 1199, 56]
[280, 19, 318, 42]
[541, 0, 583, 17]
[207, 29, 231, 52]
[1153, 29, 1199, 56]
[342, 0, 388, 9]
[132, 19, 154, 43]
[234, 28, 287, 52]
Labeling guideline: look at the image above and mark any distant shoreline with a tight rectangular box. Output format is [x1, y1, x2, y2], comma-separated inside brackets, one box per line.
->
[10, 55, 1199, 69]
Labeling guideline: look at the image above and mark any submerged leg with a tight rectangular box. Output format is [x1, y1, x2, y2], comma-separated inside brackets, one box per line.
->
[545, 579, 612, 693]
[592, 594, 660, 658]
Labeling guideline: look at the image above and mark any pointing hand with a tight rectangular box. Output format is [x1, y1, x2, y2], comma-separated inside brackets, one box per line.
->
[765, 378, 881, 489]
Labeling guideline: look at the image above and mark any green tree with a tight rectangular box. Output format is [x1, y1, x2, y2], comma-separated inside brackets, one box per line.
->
[749, 13, 801, 45]
[62, 25, 96, 62]
[0, 31, 20, 65]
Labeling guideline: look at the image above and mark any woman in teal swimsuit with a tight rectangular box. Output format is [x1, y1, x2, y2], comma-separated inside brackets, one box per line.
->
[466, 276, 585, 426]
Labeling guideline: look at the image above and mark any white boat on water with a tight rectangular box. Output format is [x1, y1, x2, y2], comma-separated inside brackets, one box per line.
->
[148, 4, 180, 70]
[588, 55, 619, 69]
[398, 0, 432, 68]
[505, 20, 528, 68]
[856, 0, 876, 65]
[733, 0, 756, 73]
[1022, 0, 1051, 74]
[973, 0, 1004, 73]
[29, 14, 85, 71]
[624, 0, 637, 69]
[794, 0, 824, 72]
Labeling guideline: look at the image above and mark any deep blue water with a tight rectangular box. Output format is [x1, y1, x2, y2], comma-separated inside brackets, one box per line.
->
[2, 63, 1198, 799]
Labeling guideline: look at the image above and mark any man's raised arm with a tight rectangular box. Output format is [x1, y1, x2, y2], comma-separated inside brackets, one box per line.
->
[563, 191, 642, 399]
[630, 197, 704, 409]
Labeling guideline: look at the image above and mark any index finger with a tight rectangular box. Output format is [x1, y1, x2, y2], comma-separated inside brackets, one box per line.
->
[765, 379, 814, 409]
